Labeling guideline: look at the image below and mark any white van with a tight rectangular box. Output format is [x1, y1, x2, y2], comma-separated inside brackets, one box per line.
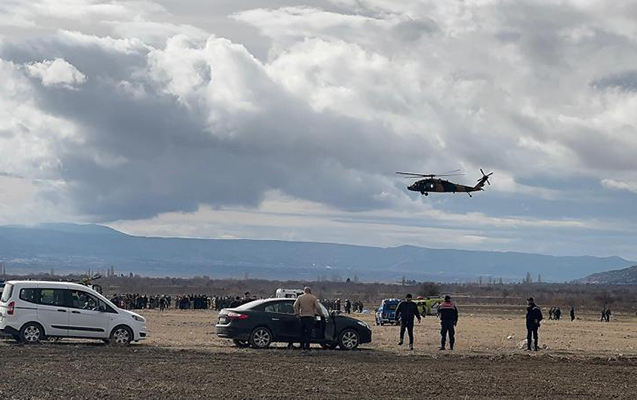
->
[0, 281, 147, 345]
[275, 288, 304, 299]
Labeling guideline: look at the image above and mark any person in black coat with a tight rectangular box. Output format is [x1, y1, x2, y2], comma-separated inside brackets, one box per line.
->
[395, 294, 421, 350]
[438, 295, 459, 350]
[526, 297, 543, 351]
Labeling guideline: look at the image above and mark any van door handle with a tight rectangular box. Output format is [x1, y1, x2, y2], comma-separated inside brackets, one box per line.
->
[271, 318, 279, 321]
[72, 311, 81, 314]
[57, 309, 67, 312]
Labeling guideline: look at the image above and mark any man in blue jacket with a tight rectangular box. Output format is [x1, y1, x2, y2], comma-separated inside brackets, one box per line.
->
[395, 294, 421, 350]
[438, 295, 459, 350]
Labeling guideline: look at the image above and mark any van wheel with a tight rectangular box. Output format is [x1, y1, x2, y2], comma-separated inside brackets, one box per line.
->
[249, 327, 272, 349]
[110, 326, 133, 345]
[338, 329, 360, 350]
[20, 323, 44, 344]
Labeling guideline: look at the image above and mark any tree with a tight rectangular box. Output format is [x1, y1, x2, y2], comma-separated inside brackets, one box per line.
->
[525, 272, 533, 284]
[418, 282, 441, 297]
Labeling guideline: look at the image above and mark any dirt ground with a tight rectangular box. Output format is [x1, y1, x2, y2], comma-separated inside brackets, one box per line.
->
[1, 306, 637, 399]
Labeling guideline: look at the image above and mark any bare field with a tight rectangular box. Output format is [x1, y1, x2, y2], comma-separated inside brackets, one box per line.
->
[1, 306, 637, 399]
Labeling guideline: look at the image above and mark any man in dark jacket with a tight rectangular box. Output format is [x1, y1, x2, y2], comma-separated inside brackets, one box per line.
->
[526, 297, 543, 351]
[438, 295, 459, 350]
[395, 294, 421, 350]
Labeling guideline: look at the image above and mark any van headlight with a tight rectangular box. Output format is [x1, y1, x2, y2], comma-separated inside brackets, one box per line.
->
[357, 321, 370, 329]
[132, 314, 145, 323]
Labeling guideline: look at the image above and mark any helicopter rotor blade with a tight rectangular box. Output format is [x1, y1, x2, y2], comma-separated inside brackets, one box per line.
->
[396, 172, 435, 178]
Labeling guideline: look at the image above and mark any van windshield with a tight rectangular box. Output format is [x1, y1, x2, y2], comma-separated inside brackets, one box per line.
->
[1, 283, 13, 302]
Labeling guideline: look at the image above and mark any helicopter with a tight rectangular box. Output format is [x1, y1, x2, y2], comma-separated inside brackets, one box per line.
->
[396, 169, 493, 197]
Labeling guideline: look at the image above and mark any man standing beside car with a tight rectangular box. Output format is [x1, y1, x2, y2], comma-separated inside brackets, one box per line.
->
[395, 293, 421, 350]
[294, 287, 324, 354]
[438, 295, 458, 350]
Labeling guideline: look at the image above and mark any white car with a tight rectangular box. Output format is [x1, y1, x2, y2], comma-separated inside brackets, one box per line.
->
[0, 280, 147, 345]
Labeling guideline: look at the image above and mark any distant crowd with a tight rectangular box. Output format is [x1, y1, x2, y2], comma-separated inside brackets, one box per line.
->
[321, 298, 365, 314]
[108, 292, 367, 314]
[109, 293, 259, 311]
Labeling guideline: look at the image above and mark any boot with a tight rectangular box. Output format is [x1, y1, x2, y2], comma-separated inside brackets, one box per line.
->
[534, 341, 539, 351]
[450, 342, 454, 351]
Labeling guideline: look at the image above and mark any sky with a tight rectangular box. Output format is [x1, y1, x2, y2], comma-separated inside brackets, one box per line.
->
[0, 0, 636, 260]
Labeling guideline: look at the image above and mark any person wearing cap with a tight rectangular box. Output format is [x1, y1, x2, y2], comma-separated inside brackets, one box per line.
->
[526, 297, 543, 351]
[395, 293, 421, 350]
[438, 295, 458, 350]
[293, 286, 325, 354]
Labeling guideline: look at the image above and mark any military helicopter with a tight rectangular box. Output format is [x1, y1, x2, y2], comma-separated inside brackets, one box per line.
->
[396, 169, 493, 197]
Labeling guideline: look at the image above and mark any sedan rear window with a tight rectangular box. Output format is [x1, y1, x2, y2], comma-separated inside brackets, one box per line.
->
[0, 284, 12, 302]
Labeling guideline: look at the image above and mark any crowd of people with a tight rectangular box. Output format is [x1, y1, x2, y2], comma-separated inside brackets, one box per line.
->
[108, 293, 259, 311]
[320, 298, 365, 314]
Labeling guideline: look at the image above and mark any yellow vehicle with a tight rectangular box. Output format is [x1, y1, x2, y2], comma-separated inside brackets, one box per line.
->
[413, 297, 444, 316]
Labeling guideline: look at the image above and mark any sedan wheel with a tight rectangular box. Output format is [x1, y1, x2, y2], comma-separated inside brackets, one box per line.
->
[20, 323, 43, 344]
[338, 329, 360, 350]
[110, 326, 133, 345]
[249, 327, 272, 349]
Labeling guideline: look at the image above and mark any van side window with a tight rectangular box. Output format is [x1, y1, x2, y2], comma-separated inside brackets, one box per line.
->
[39, 289, 66, 306]
[67, 290, 117, 313]
[19, 288, 37, 304]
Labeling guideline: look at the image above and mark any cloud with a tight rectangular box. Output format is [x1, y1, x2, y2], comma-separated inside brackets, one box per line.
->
[25, 58, 86, 89]
[601, 179, 637, 194]
[1, 0, 637, 259]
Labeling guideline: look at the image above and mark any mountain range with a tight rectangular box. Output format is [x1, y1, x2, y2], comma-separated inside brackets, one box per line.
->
[0, 223, 633, 282]
[576, 265, 637, 284]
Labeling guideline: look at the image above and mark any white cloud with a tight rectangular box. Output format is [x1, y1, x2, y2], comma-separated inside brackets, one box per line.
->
[601, 179, 637, 194]
[1, 0, 637, 259]
[25, 58, 86, 89]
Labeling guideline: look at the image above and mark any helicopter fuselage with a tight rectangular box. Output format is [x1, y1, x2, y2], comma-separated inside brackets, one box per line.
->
[408, 178, 480, 196]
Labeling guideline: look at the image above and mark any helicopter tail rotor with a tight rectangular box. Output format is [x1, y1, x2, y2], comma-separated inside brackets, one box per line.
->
[476, 169, 493, 188]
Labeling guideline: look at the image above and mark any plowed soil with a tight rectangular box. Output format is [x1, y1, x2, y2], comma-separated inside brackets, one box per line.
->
[1, 307, 636, 399]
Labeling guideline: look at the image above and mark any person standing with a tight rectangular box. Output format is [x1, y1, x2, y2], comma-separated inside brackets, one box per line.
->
[438, 295, 458, 350]
[554, 308, 561, 321]
[570, 307, 575, 321]
[395, 294, 421, 350]
[526, 297, 543, 351]
[605, 307, 611, 322]
[601, 307, 607, 322]
[293, 287, 325, 354]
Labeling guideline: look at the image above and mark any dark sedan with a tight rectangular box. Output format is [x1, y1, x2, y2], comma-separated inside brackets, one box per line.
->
[216, 298, 372, 350]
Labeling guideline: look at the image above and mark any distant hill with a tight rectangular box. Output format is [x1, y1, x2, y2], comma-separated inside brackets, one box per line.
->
[575, 265, 637, 284]
[0, 223, 633, 282]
